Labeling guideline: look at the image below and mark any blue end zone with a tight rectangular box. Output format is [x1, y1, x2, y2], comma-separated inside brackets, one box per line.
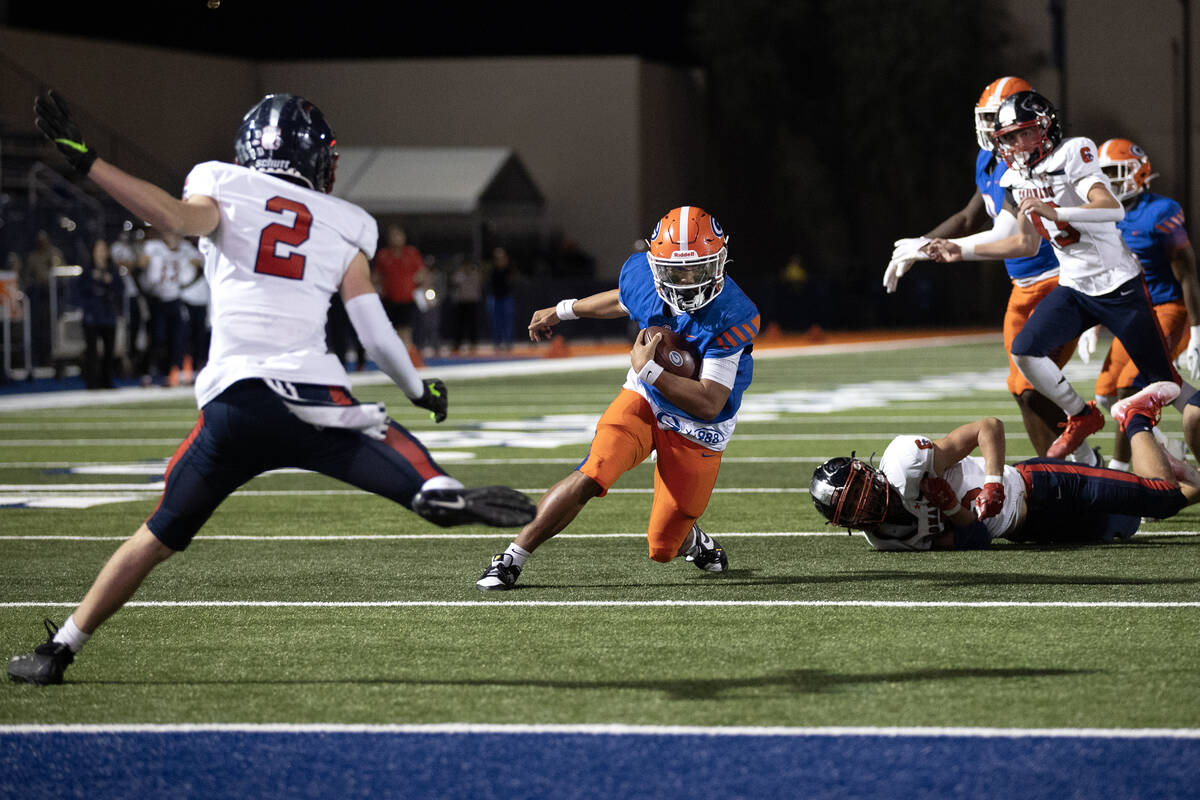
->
[2, 730, 1198, 799]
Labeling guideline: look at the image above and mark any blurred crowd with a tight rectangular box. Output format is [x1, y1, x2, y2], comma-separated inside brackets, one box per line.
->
[1, 222, 536, 387]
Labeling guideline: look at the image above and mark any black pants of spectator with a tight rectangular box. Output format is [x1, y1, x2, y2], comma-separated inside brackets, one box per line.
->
[184, 303, 211, 372]
[147, 298, 185, 379]
[326, 295, 367, 369]
[452, 301, 480, 352]
[83, 323, 117, 389]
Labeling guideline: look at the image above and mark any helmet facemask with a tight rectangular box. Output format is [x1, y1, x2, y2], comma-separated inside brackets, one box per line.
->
[647, 247, 727, 313]
[810, 457, 894, 532]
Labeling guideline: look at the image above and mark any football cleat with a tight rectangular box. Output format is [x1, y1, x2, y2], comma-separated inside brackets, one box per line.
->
[8, 619, 74, 686]
[476, 553, 522, 591]
[1046, 401, 1104, 460]
[413, 486, 536, 528]
[1111, 381, 1181, 433]
[685, 524, 728, 572]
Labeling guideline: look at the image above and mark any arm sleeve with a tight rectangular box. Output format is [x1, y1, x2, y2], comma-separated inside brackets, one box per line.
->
[948, 209, 1020, 259]
[344, 292, 424, 399]
[699, 350, 742, 389]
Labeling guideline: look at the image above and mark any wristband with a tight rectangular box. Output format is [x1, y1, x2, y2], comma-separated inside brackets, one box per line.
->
[637, 360, 665, 385]
[984, 474, 1003, 485]
[954, 240, 976, 260]
[555, 299, 578, 321]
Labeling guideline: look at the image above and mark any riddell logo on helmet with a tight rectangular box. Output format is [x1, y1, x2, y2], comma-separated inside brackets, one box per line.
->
[672, 250, 698, 258]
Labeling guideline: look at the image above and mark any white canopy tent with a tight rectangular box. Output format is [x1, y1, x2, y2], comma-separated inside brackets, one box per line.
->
[331, 146, 545, 259]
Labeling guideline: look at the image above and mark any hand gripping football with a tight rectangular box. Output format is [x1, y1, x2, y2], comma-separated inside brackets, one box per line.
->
[646, 325, 701, 380]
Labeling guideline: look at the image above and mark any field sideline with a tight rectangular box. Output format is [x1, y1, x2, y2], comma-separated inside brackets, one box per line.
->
[2, 332, 1198, 798]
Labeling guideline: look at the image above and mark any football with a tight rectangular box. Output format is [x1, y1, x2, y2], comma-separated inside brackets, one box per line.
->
[646, 325, 701, 379]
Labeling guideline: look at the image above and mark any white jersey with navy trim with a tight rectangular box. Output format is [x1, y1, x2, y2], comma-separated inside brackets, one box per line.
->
[866, 435, 1026, 551]
[999, 136, 1141, 296]
[182, 162, 378, 407]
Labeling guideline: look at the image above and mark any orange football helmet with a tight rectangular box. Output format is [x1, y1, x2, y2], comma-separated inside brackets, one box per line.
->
[1098, 138, 1156, 202]
[645, 206, 728, 312]
[974, 76, 1033, 151]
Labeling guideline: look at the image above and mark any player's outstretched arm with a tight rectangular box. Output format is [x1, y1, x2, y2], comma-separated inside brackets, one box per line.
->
[931, 417, 1006, 476]
[340, 254, 447, 421]
[528, 289, 625, 341]
[34, 91, 218, 238]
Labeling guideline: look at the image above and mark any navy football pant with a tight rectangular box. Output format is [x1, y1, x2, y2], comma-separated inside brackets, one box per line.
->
[1009, 458, 1186, 543]
[1011, 278, 1178, 385]
[146, 379, 446, 550]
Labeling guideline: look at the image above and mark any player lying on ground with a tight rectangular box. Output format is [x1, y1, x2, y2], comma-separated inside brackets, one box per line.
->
[9, 91, 535, 686]
[475, 206, 759, 589]
[810, 382, 1199, 550]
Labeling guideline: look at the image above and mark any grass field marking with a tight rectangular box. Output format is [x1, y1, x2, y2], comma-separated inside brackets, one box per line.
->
[3, 531, 1197, 542]
[1, 722, 1198, 739]
[4, 600, 1200, 609]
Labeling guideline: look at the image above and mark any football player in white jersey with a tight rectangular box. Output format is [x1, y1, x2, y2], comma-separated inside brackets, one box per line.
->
[8, 91, 536, 686]
[810, 381, 1200, 550]
[926, 91, 1198, 461]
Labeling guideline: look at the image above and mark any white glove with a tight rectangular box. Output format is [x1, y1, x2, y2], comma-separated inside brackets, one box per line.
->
[1186, 324, 1200, 381]
[1076, 325, 1099, 365]
[883, 237, 931, 294]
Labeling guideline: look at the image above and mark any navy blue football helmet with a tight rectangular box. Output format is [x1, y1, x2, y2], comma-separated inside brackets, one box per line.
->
[810, 456, 894, 531]
[234, 94, 338, 193]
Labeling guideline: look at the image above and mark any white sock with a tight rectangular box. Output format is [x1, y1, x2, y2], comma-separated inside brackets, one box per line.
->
[1013, 354, 1087, 416]
[420, 475, 464, 492]
[52, 615, 91, 654]
[1108, 458, 1130, 472]
[505, 543, 531, 568]
[1071, 442, 1097, 466]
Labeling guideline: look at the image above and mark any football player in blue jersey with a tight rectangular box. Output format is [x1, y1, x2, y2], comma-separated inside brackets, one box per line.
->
[476, 206, 759, 589]
[1082, 139, 1200, 470]
[883, 77, 1091, 463]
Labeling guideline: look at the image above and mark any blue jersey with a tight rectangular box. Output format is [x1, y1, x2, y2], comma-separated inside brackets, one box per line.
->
[617, 253, 757, 428]
[1118, 192, 1190, 306]
[975, 149, 1059, 281]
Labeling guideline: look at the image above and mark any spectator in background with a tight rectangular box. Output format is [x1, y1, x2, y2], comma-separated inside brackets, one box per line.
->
[110, 229, 147, 378]
[77, 238, 124, 389]
[140, 231, 199, 387]
[451, 258, 482, 354]
[178, 242, 210, 384]
[373, 224, 424, 364]
[486, 246, 515, 352]
[414, 258, 445, 359]
[20, 230, 64, 370]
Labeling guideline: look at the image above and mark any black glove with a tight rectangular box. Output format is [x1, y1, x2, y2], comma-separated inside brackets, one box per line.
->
[34, 91, 97, 175]
[411, 378, 448, 423]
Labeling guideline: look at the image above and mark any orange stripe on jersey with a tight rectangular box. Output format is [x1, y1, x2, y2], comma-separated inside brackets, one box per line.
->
[728, 327, 747, 344]
[739, 323, 756, 341]
[748, 314, 761, 335]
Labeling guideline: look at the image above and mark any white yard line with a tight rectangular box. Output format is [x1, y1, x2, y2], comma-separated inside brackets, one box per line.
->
[2, 600, 1199, 609]
[1, 721, 1197, 739]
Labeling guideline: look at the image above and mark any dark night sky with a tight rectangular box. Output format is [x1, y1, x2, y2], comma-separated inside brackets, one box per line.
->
[1, 1, 700, 64]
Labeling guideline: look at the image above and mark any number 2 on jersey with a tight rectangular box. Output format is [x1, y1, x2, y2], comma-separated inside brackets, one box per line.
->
[255, 196, 312, 279]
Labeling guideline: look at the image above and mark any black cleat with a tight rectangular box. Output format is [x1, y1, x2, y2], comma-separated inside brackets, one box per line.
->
[413, 486, 536, 528]
[475, 553, 523, 591]
[685, 524, 728, 572]
[8, 619, 74, 686]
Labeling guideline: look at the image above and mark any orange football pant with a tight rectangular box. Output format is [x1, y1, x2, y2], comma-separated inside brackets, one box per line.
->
[1095, 300, 1189, 397]
[579, 389, 723, 562]
[1004, 276, 1078, 395]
